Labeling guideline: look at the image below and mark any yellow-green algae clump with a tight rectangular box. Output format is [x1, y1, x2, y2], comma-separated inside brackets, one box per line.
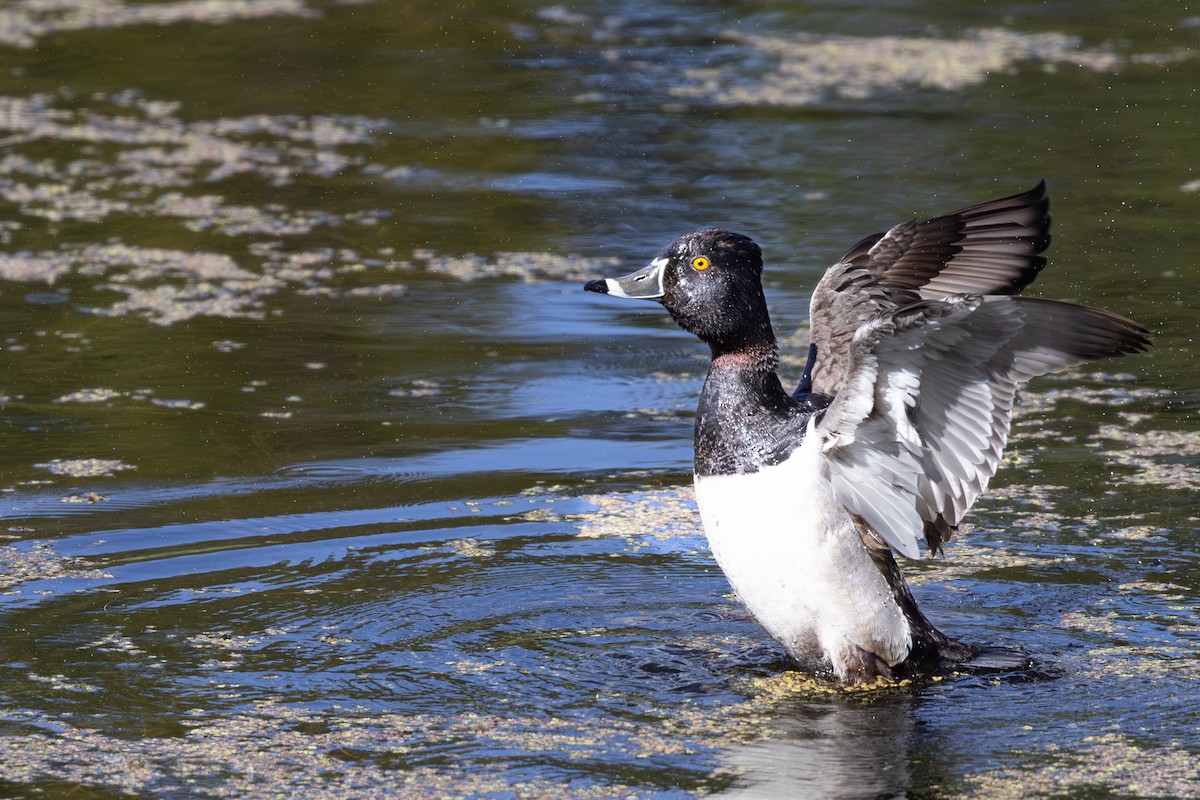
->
[669, 28, 1189, 107]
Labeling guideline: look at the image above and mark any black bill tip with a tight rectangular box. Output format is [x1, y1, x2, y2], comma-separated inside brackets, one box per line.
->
[584, 279, 609, 294]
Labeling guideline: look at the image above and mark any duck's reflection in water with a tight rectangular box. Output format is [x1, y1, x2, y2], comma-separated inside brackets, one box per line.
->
[712, 694, 915, 800]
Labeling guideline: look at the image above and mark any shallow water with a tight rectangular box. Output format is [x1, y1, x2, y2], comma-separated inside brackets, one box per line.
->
[0, 1, 1197, 798]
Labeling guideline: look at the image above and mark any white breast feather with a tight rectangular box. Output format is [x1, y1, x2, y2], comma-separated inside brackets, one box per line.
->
[693, 421, 912, 673]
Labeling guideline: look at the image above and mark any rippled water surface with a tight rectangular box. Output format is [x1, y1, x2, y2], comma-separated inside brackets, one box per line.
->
[0, 1, 1198, 798]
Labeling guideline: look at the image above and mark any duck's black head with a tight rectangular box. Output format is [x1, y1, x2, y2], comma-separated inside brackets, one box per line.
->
[585, 228, 775, 353]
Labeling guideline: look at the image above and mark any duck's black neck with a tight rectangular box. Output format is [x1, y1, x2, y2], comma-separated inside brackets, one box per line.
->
[695, 333, 808, 477]
[703, 307, 790, 398]
[701, 292, 778, 360]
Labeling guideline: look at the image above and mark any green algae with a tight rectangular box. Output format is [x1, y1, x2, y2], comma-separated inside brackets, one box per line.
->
[0, 90, 618, 325]
[0, 664, 926, 800]
[33, 458, 137, 478]
[410, 249, 621, 283]
[735, 670, 921, 700]
[668, 28, 1190, 108]
[0, 238, 612, 325]
[0, 0, 317, 50]
[576, 486, 702, 546]
[1094, 424, 1200, 491]
[0, 542, 112, 593]
[961, 734, 1200, 799]
[0, 703, 697, 799]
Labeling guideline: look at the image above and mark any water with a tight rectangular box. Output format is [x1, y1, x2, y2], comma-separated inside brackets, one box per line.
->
[0, 1, 1197, 797]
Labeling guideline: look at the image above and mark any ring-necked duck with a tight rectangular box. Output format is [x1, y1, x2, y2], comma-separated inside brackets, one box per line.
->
[584, 182, 1150, 682]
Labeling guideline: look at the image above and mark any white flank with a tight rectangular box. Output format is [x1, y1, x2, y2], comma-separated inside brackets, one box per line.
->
[694, 420, 912, 674]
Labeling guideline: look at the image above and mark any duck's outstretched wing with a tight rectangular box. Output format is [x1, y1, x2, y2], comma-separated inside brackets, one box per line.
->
[808, 182, 1051, 398]
[848, 180, 1050, 296]
[815, 294, 1150, 559]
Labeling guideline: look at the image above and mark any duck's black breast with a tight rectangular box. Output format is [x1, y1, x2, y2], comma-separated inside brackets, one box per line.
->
[694, 357, 830, 478]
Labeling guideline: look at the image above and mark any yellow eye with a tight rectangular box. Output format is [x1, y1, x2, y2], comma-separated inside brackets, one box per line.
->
[691, 255, 710, 271]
